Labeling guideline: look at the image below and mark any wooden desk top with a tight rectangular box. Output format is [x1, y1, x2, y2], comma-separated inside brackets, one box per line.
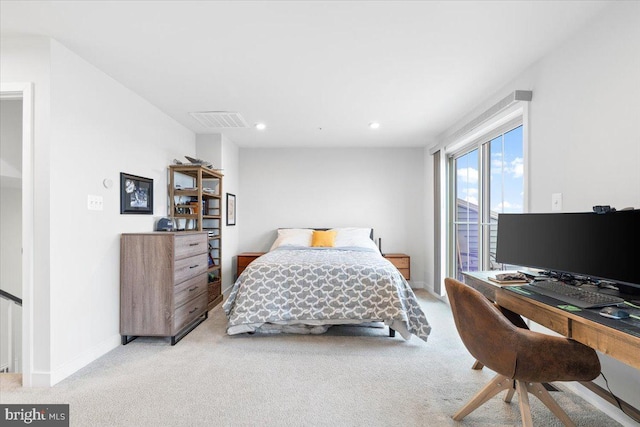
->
[462, 271, 640, 370]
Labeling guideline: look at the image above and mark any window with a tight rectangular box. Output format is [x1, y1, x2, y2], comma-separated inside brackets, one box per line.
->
[450, 124, 524, 280]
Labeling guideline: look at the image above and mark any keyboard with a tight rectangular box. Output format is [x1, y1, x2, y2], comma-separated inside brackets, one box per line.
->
[524, 280, 625, 308]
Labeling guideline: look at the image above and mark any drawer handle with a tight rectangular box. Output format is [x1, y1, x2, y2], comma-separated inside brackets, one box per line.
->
[189, 265, 199, 269]
[189, 307, 198, 314]
[188, 286, 198, 292]
[189, 243, 199, 246]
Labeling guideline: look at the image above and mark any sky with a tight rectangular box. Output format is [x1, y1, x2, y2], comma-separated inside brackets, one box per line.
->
[456, 125, 524, 220]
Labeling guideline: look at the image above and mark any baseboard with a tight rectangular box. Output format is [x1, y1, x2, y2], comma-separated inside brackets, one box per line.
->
[421, 284, 448, 303]
[28, 371, 52, 387]
[49, 333, 121, 386]
[409, 280, 425, 289]
[563, 382, 639, 427]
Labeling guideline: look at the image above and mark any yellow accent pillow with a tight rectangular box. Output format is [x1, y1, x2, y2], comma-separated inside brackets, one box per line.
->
[311, 230, 337, 247]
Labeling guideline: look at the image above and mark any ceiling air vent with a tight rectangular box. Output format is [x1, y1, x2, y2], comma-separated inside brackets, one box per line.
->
[189, 111, 249, 129]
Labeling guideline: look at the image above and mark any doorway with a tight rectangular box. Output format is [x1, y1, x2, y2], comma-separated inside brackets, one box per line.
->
[1, 82, 34, 386]
[0, 97, 23, 375]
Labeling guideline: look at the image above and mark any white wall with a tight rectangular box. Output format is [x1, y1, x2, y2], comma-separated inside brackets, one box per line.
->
[220, 135, 240, 292]
[239, 147, 426, 286]
[196, 134, 240, 293]
[431, 1, 640, 417]
[2, 37, 197, 385]
[47, 40, 195, 384]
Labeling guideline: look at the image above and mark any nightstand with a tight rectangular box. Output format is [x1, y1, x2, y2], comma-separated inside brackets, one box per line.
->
[384, 253, 410, 280]
[236, 252, 266, 279]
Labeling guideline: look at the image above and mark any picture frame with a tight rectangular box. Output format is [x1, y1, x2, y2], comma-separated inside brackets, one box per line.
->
[226, 193, 236, 226]
[120, 173, 154, 214]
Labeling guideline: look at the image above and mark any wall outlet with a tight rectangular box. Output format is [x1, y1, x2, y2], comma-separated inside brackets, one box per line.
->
[551, 193, 562, 211]
[88, 195, 103, 211]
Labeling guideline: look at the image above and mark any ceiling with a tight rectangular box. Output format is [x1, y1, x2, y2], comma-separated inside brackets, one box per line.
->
[1, 1, 613, 148]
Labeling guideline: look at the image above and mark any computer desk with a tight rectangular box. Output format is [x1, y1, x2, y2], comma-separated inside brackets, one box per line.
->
[462, 271, 640, 421]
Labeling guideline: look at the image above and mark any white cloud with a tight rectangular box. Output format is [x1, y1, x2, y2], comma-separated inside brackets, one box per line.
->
[493, 201, 523, 212]
[464, 196, 479, 205]
[510, 157, 523, 178]
[491, 159, 505, 175]
[458, 188, 478, 206]
[490, 157, 523, 178]
[457, 167, 478, 184]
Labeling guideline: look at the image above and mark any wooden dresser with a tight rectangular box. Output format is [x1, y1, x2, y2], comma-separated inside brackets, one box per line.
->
[383, 253, 410, 280]
[120, 231, 209, 345]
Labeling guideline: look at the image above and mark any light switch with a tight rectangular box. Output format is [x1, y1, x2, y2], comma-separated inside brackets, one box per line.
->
[88, 195, 104, 211]
[551, 193, 562, 211]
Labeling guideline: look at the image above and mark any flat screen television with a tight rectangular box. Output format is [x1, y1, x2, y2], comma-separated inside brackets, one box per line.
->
[496, 210, 640, 295]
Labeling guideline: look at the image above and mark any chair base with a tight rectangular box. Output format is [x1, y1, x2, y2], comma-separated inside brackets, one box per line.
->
[452, 373, 576, 427]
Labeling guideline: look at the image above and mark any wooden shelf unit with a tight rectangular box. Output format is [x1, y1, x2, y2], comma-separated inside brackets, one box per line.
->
[169, 164, 224, 310]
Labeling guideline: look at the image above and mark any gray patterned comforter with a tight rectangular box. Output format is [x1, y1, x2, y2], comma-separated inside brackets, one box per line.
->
[223, 247, 431, 341]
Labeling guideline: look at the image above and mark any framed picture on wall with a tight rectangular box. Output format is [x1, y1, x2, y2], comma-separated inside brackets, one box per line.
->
[226, 193, 236, 226]
[120, 173, 153, 214]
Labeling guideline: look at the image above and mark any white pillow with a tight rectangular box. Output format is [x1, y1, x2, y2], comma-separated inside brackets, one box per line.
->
[331, 228, 379, 251]
[269, 228, 313, 251]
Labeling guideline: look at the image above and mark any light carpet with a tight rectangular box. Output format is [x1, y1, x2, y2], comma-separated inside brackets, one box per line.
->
[0, 290, 623, 426]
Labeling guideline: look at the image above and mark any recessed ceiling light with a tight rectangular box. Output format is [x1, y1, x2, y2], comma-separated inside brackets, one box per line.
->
[369, 122, 380, 129]
[255, 123, 266, 130]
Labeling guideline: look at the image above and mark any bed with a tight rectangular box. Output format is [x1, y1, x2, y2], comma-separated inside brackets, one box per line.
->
[223, 228, 431, 341]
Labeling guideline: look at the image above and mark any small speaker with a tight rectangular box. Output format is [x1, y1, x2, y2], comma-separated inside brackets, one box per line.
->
[156, 218, 176, 231]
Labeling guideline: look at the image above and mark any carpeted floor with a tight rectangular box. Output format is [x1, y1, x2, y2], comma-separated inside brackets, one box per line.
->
[0, 290, 624, 426]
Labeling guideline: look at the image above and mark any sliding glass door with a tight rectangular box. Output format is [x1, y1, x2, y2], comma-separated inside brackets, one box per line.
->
[451, 125, 523, 280]
[454, 149, 480, 279]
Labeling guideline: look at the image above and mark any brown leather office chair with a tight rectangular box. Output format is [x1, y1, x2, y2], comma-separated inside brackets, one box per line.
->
[444, 278, 601, 427]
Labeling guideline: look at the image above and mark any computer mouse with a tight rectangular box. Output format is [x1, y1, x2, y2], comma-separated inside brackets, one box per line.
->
[599, 306, 630, 319]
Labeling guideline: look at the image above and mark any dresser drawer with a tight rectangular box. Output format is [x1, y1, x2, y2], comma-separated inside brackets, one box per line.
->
[383, 254, 410, 280]
[174, 273, 207, 308]
[397, 268, 410, 280]
[174, 253, 208, 284]
[174, 233, 207, 260]
[236, 253, 265, 279]
[388, 257, 409, 269]
[238, 253, 264, 267]
[173, 291, 207, 333]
